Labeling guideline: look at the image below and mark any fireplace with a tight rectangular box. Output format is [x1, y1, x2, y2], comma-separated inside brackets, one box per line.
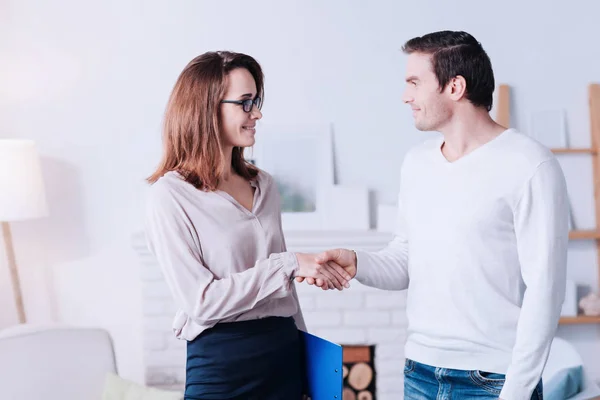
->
[343, 345, 376, 399]
[132, 230, 407, 400]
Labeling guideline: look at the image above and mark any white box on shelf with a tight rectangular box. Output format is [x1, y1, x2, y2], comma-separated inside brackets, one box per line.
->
[321, 185, 370, 230]
[561, 279, 578, 317]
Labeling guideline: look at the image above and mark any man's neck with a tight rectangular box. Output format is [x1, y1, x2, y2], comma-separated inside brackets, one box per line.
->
[438, 108, 506, 162]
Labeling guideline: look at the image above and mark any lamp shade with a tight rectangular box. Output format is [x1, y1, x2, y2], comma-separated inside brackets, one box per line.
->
[0, 139, 48, 221]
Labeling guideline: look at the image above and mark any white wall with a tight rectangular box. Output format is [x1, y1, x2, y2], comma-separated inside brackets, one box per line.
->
[1, 0, 599, 384]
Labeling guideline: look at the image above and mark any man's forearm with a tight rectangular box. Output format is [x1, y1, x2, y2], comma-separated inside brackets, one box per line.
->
[354, 236, 409, 290]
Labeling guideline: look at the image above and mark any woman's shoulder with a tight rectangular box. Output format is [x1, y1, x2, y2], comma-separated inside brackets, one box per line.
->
[255, 167, 271, 179]
[254, 168, 274, 187]
[148, 171, 185, 195]
[146, 171, 205, 209]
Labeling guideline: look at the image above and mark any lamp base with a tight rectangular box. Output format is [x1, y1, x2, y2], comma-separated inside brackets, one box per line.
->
[2, 221, 26, 324]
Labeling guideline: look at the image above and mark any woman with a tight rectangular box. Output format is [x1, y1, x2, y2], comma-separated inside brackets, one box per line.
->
[144, 51, 350, 400]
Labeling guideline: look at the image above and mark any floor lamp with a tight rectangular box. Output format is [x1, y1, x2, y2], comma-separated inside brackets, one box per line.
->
[0, 139, 48, 324]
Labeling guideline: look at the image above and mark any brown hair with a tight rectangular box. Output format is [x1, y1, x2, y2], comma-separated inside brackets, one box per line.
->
[147, 51, 263, 190]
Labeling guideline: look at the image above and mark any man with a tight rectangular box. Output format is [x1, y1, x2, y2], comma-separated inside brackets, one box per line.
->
[312, 31, 569, 399]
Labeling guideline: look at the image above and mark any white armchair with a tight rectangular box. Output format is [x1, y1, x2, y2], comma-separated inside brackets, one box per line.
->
[542, 337, 600, 400]
[0, 324, 117, 400]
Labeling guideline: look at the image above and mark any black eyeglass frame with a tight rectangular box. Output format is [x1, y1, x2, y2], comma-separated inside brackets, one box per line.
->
[220, 96, 263, 113]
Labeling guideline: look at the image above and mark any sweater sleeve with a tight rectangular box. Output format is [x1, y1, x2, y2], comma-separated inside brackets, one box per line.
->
[500, 159, 569, 400]
[354, 189, 410, 290]
[144, 184, 299, 328]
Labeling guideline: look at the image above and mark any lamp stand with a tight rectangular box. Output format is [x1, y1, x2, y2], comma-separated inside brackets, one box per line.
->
[1, 221, 26, 323]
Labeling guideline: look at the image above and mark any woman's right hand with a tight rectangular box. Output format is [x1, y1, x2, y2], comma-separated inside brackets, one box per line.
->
[294, 253, 352, 290]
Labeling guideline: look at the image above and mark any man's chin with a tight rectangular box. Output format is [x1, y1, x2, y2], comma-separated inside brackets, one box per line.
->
[414, 121, 436, 132]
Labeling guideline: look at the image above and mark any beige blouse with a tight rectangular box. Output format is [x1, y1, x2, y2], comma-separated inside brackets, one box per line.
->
[144, 169, 306, 341]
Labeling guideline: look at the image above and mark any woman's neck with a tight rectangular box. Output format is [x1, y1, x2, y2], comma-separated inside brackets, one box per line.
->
[222, 146, 235, 181]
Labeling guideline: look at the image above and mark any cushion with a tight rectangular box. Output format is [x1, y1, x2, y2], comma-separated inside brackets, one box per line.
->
[544, 366, 583, 400]
[101, 373, 183, 400]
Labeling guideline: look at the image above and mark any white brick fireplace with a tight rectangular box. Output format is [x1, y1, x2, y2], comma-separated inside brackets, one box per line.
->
[132, 230, 408, 400]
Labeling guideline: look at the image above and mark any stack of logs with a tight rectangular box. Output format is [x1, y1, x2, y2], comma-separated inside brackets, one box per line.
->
[342, 345, 376, 400]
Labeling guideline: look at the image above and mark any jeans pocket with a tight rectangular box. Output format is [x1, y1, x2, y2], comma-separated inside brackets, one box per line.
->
[469, 370, 506, 395]
[404, 358, 415, 376]
[534, 379, 544, 400]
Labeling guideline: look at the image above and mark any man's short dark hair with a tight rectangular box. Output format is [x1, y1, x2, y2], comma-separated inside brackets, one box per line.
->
[402, 31, 495, 111]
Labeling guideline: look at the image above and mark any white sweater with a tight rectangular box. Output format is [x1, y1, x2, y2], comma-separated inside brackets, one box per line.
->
[355, 129, 569, 400]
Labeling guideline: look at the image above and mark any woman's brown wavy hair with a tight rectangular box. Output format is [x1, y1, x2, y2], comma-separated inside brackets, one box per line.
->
[147, 51, 263, 190]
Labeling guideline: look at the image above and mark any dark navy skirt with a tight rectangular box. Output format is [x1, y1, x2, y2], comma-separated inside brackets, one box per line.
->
[185, 316, 304, 400]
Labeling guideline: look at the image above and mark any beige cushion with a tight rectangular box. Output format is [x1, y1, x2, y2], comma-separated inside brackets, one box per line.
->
[102, 372, 183, 400]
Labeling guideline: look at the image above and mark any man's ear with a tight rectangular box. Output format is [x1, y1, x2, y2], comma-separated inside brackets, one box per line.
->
[448, 75, 467, 101]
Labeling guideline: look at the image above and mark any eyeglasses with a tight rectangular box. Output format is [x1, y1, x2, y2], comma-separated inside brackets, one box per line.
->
[220, 96, 262, 113]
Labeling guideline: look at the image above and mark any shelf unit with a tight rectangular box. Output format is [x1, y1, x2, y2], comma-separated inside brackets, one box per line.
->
[496, 83, 600, 325]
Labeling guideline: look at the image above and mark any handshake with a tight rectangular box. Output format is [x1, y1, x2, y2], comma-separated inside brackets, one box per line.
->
[293, 249, 357, 291]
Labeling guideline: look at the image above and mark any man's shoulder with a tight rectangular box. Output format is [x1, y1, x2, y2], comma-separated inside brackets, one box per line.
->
[500, 128, 557, 170]
[503, 128, 553, 155]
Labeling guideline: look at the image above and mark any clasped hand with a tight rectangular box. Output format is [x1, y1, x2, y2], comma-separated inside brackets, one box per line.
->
[293, 249, 357, 290]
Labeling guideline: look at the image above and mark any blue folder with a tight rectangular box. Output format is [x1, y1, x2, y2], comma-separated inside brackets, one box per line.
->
[300, 331, 343, 400]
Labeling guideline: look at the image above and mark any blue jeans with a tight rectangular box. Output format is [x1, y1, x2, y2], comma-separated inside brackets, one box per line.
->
[404, 359, 543, 399]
